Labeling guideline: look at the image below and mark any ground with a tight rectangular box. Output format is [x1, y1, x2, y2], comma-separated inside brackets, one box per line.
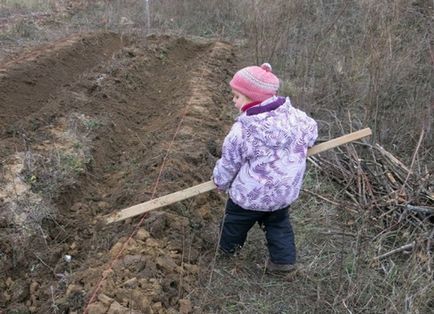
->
[1, 29, 432, 314]
[0, 31, 239, 313]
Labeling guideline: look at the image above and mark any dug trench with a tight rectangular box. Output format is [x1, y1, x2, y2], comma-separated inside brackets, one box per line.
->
[0, 32, 237, 313]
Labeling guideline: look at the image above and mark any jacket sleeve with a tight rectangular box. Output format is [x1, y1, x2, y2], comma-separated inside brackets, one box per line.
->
[307, 117, 318, 147]
[212, 122, 245, 191]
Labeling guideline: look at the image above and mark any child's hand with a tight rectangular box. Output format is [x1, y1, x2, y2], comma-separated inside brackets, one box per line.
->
[216, 188, 227, 195]
[211, 176, 226, 194]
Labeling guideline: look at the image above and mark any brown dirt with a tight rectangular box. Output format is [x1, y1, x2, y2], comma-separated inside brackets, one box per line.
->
[0, 32, 236, 313]
[0, 32, 123, 132]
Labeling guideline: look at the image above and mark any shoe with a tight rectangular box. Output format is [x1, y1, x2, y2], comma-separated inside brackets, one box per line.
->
[266, 260, 296, 273]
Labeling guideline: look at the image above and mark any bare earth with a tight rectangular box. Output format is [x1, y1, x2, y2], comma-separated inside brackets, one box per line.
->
[0, 32, 236, 313]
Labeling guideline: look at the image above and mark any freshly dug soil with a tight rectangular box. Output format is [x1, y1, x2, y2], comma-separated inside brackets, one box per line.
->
[0, 31, 236, 313]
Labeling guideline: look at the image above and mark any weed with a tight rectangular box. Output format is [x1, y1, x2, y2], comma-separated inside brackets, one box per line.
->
[82, 118, 102, 132]
[157, 48, 167, 61]
[72, 141, 82, 150]
[60, 152, 85, 175]
[27, 174, 37, 184]
[225, 302, 238, 312]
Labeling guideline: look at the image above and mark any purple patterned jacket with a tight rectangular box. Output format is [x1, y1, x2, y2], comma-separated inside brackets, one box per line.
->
[213, 96, 318, 211]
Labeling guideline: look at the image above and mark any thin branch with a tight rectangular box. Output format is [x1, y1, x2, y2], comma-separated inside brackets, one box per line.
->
[302, 188, 340, 206]
[399, 129, 425, 194]
[401, 204, 434, 215]
[373, 242, 415, 260]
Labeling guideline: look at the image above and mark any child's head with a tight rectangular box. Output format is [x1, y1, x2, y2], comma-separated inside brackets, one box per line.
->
[230, 63, 280, 107]
[231, 89, 252, 111]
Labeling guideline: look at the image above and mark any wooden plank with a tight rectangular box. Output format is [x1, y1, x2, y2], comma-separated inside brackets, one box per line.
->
[308, 128, 372, 155]
[105, 181, 216, 224]
[105, 127, 372, 224]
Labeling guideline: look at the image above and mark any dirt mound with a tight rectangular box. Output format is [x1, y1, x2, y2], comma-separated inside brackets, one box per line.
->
[0, 33, 236, 313]
[0, 32, 122, 132]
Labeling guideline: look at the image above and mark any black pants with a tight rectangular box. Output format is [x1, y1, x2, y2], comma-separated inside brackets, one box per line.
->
[219, 198, 296, 265]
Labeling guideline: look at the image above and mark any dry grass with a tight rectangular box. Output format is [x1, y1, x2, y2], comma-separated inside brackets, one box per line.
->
[198, 166, 433, 313]
[21, 113, 96, 200]
[0, 112, 97, 255]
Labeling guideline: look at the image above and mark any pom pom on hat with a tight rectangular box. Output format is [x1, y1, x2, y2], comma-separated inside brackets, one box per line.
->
[230, 63, 279, 102]
[261, 63, 272, 72]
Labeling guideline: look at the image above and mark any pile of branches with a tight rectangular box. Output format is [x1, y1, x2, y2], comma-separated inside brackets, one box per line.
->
[309, 139, 433, 258]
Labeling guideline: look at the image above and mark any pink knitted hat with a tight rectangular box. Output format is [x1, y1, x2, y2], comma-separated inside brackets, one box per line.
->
[230, 63, 279, 102]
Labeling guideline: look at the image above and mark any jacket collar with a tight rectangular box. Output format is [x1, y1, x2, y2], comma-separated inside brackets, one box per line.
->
[243, 97, 286, 116]
[241, 101, 261, 112]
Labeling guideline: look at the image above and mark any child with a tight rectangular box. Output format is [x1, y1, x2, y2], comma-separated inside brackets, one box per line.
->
[212, 63, 318, 272]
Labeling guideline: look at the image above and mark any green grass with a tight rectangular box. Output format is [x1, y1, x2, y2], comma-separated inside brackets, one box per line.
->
[82, 118, 102, 132]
